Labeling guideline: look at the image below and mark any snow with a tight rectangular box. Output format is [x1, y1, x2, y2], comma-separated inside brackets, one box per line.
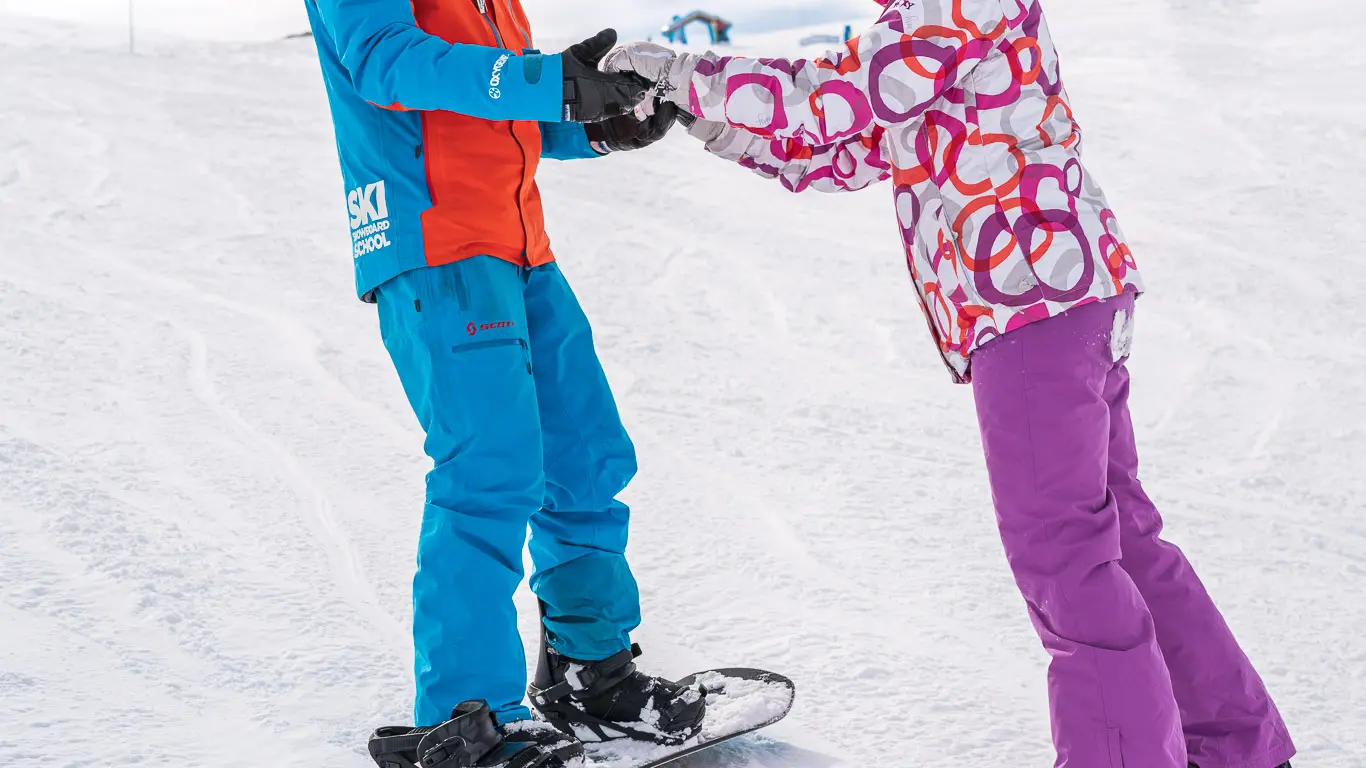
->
[686, 672, 792, 740]
[0, 0, 873, 43]
[1, 1, 1365, 766]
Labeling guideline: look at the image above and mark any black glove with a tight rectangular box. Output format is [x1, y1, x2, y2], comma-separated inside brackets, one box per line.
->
[561, 29, 652, 123]
[585, 100, 679, 153]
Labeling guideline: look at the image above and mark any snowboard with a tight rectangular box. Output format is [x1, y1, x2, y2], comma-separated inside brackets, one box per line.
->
[581, 668, 795, 768]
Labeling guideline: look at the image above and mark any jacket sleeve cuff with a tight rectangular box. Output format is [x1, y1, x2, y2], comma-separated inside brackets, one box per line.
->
[540, 122, 602, 160]
[512, 52, 564, 123]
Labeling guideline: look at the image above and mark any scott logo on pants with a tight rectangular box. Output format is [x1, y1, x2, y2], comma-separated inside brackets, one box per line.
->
[467, 321, 516, 336]
[349, 180, 393, 259]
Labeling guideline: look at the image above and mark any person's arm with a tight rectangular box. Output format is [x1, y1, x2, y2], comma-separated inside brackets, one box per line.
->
[693, 119, 891, 194]
[312, 0, 563, 121]
[689, 0, 1008, 142]
[604, 0, 1009, 143]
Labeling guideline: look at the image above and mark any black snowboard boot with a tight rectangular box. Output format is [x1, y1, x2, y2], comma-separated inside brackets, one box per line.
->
[1190, 763, 1290, 768]
[368, 700, 570, 768]
[528, 643, 707, 745]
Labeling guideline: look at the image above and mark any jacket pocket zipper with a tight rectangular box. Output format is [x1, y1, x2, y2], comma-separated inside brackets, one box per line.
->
[452, 337, 532, 374]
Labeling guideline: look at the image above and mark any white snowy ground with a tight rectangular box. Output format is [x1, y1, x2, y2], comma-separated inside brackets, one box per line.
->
[0, 0, 870, 45]
[1, 2, 1364, 766]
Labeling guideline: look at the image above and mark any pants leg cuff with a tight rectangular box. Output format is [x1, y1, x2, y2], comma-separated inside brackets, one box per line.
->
[1194, 737, 1296, 768]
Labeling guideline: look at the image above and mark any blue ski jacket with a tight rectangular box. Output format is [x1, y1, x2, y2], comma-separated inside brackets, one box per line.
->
[306, 0, 602, 301]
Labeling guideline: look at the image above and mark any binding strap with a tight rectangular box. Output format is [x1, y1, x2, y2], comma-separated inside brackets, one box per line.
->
[529, 644, 642, 709]
[368, 701, 560, 768]
[369, 725, 431, 768]
[414, 716, 484, 768]
[522, 700, 699, 747]
[527, 645, 702, 747]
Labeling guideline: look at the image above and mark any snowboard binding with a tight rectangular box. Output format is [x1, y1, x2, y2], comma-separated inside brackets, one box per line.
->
[528, 604, 707, 746]
[368, 700, 563, 768]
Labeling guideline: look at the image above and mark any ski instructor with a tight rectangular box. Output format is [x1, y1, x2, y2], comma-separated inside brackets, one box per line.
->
[304, 1, 705, 765]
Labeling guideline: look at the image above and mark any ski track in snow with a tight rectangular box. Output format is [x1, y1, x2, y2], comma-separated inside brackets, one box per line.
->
[2, 2, 1365, 766]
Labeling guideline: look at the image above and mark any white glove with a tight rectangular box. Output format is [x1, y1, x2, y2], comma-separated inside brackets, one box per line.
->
[598, 42, 699, 108]
[684, 115, 728, 143]
[681, 112, 751, 155]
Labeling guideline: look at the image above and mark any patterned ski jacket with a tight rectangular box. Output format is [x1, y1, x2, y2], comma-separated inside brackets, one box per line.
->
[689, 0, 1143, 382]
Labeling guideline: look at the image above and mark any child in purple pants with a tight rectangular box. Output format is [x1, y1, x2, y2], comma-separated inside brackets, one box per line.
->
[601, 0, 1297, 764]
[973, 294, 1293, 767]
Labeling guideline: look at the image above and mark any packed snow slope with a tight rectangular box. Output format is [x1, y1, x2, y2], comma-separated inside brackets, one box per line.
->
[0, 0, 869, 44]
[2, 2, 1364, 766]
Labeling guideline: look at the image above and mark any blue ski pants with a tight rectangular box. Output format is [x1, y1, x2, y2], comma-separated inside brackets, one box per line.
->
[375, 257, 642, 727]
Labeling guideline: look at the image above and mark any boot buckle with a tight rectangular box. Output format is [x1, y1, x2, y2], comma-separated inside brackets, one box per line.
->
[565, 664, 595, 692]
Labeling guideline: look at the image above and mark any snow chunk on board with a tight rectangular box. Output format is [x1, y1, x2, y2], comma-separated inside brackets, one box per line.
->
[583, 669, 795, 768]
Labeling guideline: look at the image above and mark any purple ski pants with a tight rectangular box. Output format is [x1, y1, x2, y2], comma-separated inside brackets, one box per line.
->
[970, 295, 1295, 768]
